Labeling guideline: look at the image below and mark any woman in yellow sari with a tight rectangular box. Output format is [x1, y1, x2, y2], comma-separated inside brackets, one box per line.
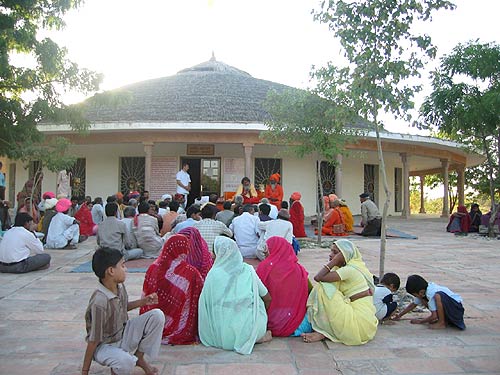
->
[302, 239, 378, 345]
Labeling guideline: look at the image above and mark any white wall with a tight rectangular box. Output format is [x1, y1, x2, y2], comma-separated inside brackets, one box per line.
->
[11, 142, 406, 218]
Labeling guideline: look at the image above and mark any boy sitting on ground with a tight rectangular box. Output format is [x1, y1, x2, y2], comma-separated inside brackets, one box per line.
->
[392, 274, 465, 330]
[373, 272, 400, 321]
[81, 247, 164, 375]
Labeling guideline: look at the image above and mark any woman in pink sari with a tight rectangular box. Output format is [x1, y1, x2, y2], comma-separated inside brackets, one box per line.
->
[140, 234, 204, 345]
[178, 227, 213, 280]
[256, 236, 309, 337]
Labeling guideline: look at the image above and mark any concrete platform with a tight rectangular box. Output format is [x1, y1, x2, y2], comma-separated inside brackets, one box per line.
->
[1, 215, 499, 374]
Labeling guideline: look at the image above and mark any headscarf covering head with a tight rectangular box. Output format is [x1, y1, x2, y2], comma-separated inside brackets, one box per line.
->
[43, 198, 58, 210]
[290, 192, 301, 201]
[213, 236, 243, 274]
[55, 198, 72, 213]
[178, 226, 213, 279]
[115, 192, 124, 200]
[328, 194, 338, 202]
[159, 234, 189, 263]
[269, 173, 280, 183]
[334, 239, 375, 292]
[42, 191, 56, 200]
[457, 205, 468, 214]
[162, 193, 172, 201]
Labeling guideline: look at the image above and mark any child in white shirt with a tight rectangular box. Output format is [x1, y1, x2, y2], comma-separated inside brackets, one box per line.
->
[373, 272, 400, 321]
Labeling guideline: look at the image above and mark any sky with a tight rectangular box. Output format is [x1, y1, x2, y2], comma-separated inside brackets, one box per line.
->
[46, 0, 500, 134]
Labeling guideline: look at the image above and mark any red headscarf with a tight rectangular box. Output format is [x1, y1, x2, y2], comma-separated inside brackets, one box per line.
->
[256, 236, 309, 337]
[178, 227, 213, 280]
[140, 234, 204, 345]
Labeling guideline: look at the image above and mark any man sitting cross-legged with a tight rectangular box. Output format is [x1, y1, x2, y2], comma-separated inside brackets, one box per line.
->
[97, 203, 143, 261]
[0, 213, 51, 273]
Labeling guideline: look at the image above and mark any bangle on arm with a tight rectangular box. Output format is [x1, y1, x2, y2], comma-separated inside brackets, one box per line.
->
[323, 263, 332, 272]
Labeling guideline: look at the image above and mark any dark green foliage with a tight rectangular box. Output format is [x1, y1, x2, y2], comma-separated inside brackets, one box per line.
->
[420, 41, 500, 218]
[0, 0, 101, 159]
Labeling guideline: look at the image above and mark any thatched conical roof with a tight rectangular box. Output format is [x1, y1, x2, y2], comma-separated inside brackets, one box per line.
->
[84, 55, 290, 123]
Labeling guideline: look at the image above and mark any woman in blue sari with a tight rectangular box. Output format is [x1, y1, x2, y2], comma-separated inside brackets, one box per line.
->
[198, 236, 272, 354]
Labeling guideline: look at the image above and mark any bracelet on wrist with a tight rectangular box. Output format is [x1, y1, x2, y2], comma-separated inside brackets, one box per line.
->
[323, 263, 332, 272]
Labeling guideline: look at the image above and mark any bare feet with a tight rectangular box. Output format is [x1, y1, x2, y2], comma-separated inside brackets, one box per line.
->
[301, 331, 325, 343]
[136, 356, 159, 375]
[381, 319, 396, 325]
[256, 330, 273, 344]
[429, 322, 446, 330]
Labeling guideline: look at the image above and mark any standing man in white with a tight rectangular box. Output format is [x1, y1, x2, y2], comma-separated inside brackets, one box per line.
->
[176, 162, 191, 209]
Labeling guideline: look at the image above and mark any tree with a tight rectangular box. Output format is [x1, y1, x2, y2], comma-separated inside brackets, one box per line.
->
[0, 0, 101, 160]
[263, 88, 361, 244]
[423, 172, 459, 212]
[420, 41, 500, 236]
[312, 0, 455, 277]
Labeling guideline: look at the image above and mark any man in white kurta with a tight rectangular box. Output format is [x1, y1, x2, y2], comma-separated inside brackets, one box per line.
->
[256, 209, 294, 260]
[46, 199, 80, 249]
[229, 205, 260, 258]
[0, 213, 51, 273]
[176, 163, 191, 208]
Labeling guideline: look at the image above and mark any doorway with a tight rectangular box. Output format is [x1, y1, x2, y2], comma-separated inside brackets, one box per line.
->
[180, 157, 221, 207]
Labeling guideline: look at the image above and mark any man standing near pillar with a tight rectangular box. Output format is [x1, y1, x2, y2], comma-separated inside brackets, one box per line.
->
[359, 193, 382, 236]
[176, 162, 191, 208]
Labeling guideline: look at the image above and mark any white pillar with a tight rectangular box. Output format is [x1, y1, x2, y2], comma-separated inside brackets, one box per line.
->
[335, 154, 343, 198]
[243, 143, 253, 180]
[419, 175, 426, 214]
[143, 142, 154, 191]
[441, 158, 449, 217]
[400, 153, 410, 219]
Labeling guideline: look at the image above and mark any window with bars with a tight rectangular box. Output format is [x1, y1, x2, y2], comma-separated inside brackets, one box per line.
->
[364, 164, 379, 206]
[318, 161, 336, 196]
[69, 158, 86, 198]
[120, 157, 145, 194]
[254, 158, 282, 191]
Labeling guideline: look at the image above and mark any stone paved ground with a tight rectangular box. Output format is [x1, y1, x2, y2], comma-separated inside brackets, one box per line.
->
[1, 215, 500, 375]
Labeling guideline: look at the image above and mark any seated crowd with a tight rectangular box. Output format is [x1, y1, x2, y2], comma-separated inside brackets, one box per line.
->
[0, 183, 467, 375]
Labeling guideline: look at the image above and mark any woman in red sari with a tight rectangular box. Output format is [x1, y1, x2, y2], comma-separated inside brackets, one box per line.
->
[140, 234, 204, 345]
[265, 173, 284, 209]
[178, 227, 213, 280]
[289, 192, 307, 238]
[74, 202, 95, 236]
[446, 205, 471, 234]
[256, 236, 309, 337]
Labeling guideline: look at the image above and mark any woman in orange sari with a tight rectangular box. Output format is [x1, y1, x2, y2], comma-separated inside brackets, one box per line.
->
[339, 200, 354, 232]
[320, 199, 347, 236]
